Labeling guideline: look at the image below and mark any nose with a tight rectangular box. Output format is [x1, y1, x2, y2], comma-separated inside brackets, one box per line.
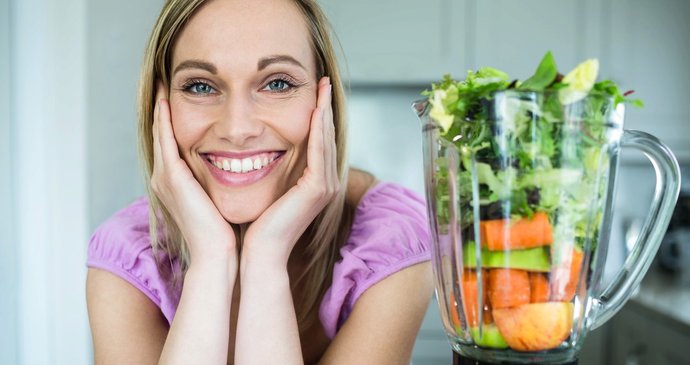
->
[214, 92, 264, 146]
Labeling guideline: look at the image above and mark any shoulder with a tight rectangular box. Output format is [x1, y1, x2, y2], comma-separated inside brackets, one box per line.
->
[320, 179, 432, 338]
[86, 197, 180, 324]
[86, 266, 169, 363]
[343, 180, 431, 286]
[345, 169, 428, 236]
[87, 197, 152, 266]
[349, 181, 429, 244]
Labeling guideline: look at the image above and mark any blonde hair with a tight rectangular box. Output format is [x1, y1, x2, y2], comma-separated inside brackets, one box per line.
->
[137, 0, 353, 332]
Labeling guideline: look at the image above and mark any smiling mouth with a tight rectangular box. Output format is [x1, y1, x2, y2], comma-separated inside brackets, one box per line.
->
[204, 152, 284, 174]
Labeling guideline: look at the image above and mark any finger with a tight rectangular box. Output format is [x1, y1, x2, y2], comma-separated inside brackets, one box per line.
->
[157, 98, 181, 167]
[152, 82, 167, 171]
[152, 102, 163, 174]
[323, 83, 338, 188]
[319, 78, 337, 187]
[155, 81, 166, 103]
[306, 77, 332, 178]
[316, 76, 330, 109]
[319, 79, 333, 185]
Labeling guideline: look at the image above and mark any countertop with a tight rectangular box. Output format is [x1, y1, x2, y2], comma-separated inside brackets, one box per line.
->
[628, 266, 690, 336]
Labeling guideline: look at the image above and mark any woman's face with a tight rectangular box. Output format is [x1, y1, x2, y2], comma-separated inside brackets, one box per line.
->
[169, 0, 319, 223]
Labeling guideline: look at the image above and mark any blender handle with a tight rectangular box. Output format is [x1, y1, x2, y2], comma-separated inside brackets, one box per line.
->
[590, 129, 681, 330]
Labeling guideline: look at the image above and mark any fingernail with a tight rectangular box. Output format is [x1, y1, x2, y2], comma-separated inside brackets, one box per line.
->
[328, 84, 332, 95]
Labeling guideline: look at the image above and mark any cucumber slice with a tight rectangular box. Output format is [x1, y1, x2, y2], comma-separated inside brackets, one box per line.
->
[463, 241, 551, 272]
[471, 324, 509, 349]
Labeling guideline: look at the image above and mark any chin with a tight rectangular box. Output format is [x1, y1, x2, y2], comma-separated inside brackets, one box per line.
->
[220, 208, 262, 225]
[217, 198, 266, 224]
[211, 190, 272, 225]
[202, 166, 299, 225]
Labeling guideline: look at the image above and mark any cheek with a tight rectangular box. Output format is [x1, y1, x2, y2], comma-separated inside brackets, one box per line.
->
[288, 108, 312, 144]
[271, 98, 315, 145]
[168, 99, 212, 153]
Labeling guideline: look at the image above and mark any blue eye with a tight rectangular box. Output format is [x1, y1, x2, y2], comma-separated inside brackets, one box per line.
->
[263, 79, 293, 92]
[182, 80, 216, 95]
[190, 82, 214, 94]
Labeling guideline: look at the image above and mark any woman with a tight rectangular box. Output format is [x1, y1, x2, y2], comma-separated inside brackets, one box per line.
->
[86, 0, 433, 363]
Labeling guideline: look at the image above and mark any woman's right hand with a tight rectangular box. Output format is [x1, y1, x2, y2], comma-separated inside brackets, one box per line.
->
[151, 83, 237, 264]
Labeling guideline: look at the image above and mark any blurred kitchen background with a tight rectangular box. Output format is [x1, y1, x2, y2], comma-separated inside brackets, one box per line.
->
[1, 0, 690, 364]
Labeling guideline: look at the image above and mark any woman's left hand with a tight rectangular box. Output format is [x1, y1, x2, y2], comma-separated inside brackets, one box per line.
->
[242, 76, 339, 267]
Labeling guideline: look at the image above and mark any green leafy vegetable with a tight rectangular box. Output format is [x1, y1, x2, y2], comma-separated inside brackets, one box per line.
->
[518, 51, 558, 91]
[423, 51, 642, 252]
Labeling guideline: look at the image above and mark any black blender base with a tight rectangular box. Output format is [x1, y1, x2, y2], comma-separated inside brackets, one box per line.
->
[453, 352, 578, 365]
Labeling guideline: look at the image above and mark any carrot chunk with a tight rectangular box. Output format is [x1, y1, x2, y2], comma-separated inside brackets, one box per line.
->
[460, 270, 488, 327]
[480, 212, 553, 251]
[449, 293, 462, 331]
[529, 272, 550, 303]
[483, 303, 494, 325]
[488, 269, 530, 309]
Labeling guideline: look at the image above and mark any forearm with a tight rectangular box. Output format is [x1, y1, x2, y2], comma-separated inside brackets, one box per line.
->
[159, 257, 237, 365]
[235, 261, 303, 365]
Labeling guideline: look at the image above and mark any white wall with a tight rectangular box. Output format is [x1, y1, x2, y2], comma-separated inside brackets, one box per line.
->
[0, 0, 18, 363]
[8, 0, 90, 364]
[346, 87, 427, 195]
[87, 0, 163, 230]
[3, 1, 164, 363]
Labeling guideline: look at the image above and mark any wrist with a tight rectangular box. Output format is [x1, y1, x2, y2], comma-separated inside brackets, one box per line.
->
[188, 236, 238, 261]
[239, 261, 290, 289]
[187, 252, 238, 281]
[240, 237, 292, 267]
[239, 249, 289, 279]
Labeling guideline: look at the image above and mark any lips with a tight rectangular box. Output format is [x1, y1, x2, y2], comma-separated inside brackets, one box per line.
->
[202, 151, 285, 186]
[205, 151, 282, 173]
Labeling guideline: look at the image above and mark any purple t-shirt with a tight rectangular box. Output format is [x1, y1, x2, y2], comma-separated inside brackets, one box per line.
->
[87, 182, 431, 339]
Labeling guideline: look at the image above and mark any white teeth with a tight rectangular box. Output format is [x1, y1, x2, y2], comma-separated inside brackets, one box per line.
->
[211, 154, 279, 174]
[230, 159, 242, 173]
[241, 158, 253, 173]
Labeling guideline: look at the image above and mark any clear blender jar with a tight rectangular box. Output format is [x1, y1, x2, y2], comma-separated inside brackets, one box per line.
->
[414, 90, 680, 364]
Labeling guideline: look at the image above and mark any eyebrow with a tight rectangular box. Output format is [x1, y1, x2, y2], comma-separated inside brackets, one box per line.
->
[173, 60, 217, 75]
[172, 55, 305, 75]
[257, 55, 305, 71]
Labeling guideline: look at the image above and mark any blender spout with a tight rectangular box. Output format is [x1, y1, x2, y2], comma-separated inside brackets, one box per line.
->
[412, 99, 437, 132]
[412, 98, 437, 132]
[412, 99, 429, 121]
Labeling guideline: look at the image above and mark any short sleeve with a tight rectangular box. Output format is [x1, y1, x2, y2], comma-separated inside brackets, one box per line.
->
[86, 197, 181, 325]
[319, 183, 431, 339]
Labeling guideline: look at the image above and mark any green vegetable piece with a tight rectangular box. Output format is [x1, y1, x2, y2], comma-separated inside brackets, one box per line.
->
[559, 59, 599, 104]
[463, 241, 551, 272]
[470, 324, 509, 349]
[519, 51, 558, 91]
[472, 162, 518, 203]
[474, 67, 510, 86]
[593, 79, 644, 107]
